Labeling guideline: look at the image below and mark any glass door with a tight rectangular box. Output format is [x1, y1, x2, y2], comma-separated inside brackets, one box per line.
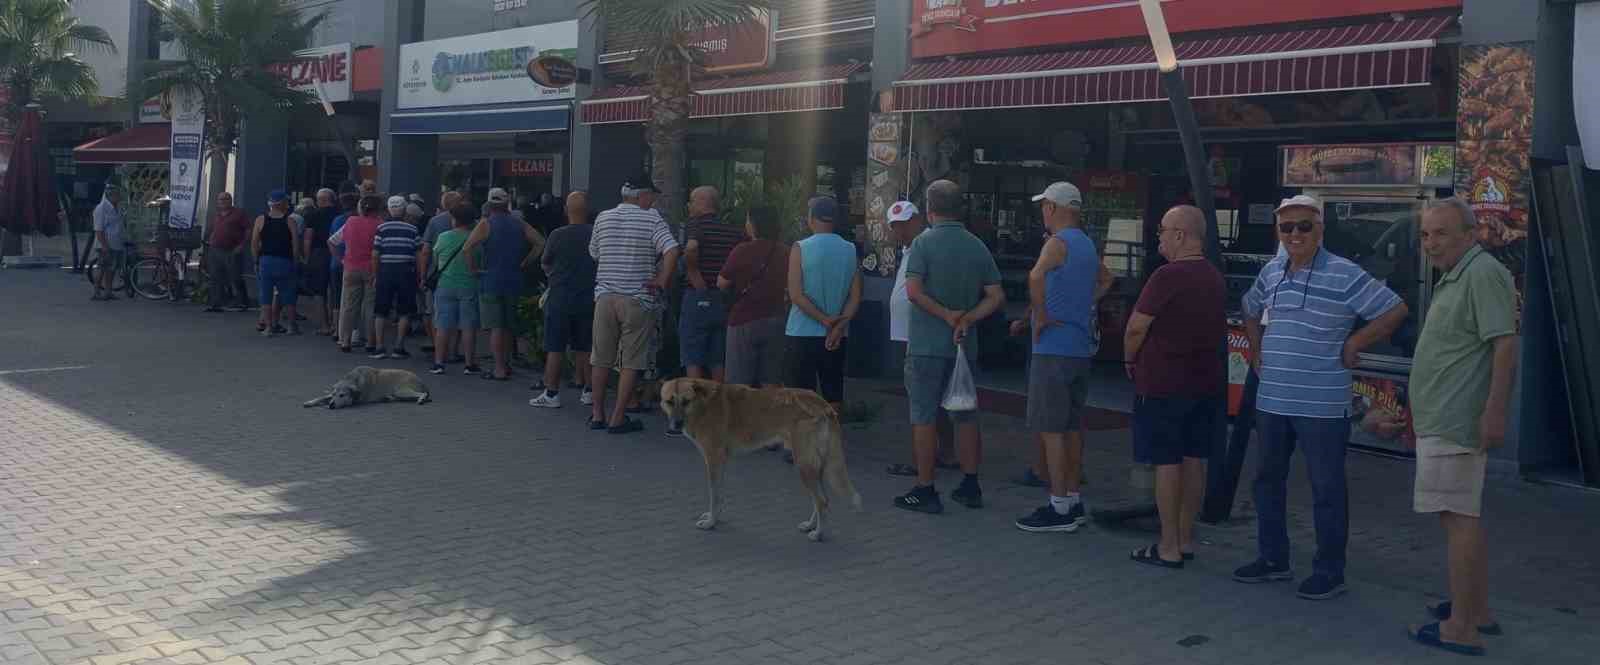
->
[1317, 194, 1427, 367]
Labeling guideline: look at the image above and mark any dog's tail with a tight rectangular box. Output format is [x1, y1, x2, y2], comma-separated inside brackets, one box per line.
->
[823, 423, 862, 512]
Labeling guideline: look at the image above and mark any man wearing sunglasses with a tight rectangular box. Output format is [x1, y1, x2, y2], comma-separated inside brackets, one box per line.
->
[1233, 194, 1409, 600]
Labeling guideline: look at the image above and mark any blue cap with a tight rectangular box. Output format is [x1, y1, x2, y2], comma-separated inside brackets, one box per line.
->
[267, 189, 289, 203]
[808, 196, 839, 223]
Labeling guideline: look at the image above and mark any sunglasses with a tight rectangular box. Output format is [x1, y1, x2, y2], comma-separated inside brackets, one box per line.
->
[1278, 220, 1315, 234]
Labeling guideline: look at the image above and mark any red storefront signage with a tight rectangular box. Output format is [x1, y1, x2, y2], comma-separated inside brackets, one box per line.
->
[909, 0, 1462, 59]
[690, 10, 775, 74]
[1226, 324, 1253, 417]
[265, 43, 353, 103]
[499, 158, 554, 177]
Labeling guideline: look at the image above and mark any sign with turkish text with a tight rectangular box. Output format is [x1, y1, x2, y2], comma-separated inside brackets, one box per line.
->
[494, 0, 529, 11]
[399, 21, 578, 109]
[267, 43, 353, 103]
[1280, 143, 1442, 188]
[498, 158, 554, 177]
[601, 10, 774, 75]
[910, 0, 1461, 59]
[139, 96, 166, 123]
[1455, 42, 1534, 322]
[167, 87, 206, 229]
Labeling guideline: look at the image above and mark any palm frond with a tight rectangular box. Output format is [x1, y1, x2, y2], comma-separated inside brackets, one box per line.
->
[66, 24, 117, 55]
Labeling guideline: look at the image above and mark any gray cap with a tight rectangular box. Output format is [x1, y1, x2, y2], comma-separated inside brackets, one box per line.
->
[487, 187, 510, 204]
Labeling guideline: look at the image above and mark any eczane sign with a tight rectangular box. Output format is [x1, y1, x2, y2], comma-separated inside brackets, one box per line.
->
[266, 44, 353, 103]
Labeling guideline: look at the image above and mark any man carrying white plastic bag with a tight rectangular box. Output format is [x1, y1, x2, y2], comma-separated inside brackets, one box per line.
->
[894, 180, 1006, 514]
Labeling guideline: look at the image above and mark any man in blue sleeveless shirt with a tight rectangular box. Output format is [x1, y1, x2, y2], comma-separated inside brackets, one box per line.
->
[1013, 182, 1098, 533]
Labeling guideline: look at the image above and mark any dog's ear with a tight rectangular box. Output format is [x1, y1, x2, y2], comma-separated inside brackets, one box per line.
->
[689, 380, 711, 398]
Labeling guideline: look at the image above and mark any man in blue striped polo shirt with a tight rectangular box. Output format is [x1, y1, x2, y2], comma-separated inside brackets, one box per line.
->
[1232, 194, 1409, 601]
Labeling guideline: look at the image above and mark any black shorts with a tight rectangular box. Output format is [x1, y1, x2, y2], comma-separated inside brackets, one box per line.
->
[374, 265, 418, 318]
[1133, 395, 1222, 466]
[543, 292, 594, 353]
[302, 248, 332, 294]
[786, 335, 846, 404]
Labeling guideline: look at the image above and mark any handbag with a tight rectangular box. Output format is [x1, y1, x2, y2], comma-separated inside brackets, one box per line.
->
[423, 245, 463, 291]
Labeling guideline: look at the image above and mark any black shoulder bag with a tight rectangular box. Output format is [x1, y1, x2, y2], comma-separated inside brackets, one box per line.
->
[424, 245, 463, 291]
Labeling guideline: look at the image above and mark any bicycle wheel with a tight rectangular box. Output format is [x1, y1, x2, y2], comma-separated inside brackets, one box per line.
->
[131, 257, 171, 300]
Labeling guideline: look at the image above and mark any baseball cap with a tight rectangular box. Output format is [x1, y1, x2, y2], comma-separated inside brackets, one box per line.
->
[486, 187, 510, 204]
[886, 200, 919, 224]
[1030, 181, 1082, 207]
[407, 193, 425, 205]
[267, 189, 289, 204]
[387, 195, 407, 211]
[808, 196, 839, 223]
[1275, 194, 1323, 215]
[620, 175, 658, 196]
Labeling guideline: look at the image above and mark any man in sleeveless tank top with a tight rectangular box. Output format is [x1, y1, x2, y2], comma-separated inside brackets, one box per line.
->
[252, 190, 303, 336]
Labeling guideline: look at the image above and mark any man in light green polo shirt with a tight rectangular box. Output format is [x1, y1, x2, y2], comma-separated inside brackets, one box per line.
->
[1402, 198, 1517, 657]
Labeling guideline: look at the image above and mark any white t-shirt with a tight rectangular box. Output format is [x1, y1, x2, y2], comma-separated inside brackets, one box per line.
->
[889, 229, 928, 343]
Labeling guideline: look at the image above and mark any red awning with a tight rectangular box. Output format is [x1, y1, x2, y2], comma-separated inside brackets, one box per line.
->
[72, 124, 170, 164]
[580, 63, 863, 125]
[892, 15, 1453, 112]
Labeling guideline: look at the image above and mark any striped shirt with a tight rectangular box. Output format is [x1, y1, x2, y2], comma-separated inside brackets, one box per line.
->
[589, 203, 678, 303]
[373, 220, 422, 268]
[682, 214, 745, 287]
[1241, 249, 1402, 419]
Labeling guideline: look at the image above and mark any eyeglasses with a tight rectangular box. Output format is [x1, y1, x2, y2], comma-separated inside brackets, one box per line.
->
[1278, 220, 1315, 234]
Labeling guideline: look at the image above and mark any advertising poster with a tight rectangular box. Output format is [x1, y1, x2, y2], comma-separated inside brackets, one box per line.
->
[863, 111, 906, 277]
[1281, 144, 1422, 188]
[1350, 373, 1416, 450]
[1456, 43, 1534, 292]
[399, 21, 578, 109]
[1226, 324, 1252, 417]
[166, 88, 205, 229]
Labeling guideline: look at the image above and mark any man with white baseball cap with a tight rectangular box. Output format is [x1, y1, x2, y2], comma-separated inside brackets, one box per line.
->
[881, 201, 960, 477]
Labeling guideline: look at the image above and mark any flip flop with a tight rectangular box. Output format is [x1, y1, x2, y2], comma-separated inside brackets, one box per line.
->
[588, 419, 607, 431]
[480, 372, 510, 381]
[1130, 543, 1184, 569]
[607, 417, 643, 434]
[1409, 622, 1485, 656]
[1428, 600, 1503, 636]
[886, 463, 917, 476]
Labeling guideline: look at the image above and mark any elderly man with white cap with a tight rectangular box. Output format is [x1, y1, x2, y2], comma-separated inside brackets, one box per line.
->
[1232, 193, 1409, 600]
[881, 200, 959, 478]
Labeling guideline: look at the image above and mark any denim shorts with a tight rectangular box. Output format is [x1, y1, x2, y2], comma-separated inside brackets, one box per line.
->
[433, 287, 479, 331]
[678, 288, 727, 368]
[257, 255, 299, 306]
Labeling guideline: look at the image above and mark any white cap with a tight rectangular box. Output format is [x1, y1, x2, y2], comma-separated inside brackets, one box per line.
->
[1031, 181, 1083, 207]
[487, 187, 510, 204]
[1275, 194, 1323, 215]
[386, 195, 407, 211]
[886, 200, 919, 224]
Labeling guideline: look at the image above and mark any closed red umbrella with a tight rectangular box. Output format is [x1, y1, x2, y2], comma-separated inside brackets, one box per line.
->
[0, 105, 59, 238]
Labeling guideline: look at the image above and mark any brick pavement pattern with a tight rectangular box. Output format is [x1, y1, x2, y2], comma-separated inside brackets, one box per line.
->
[2, 270, 1597, 665]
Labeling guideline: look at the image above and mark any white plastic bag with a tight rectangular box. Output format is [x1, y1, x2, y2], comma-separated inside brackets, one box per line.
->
[941, 346, 978, 412]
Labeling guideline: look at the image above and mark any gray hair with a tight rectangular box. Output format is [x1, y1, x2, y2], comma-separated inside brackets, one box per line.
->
[925, 179, 963, 218]
[1425, 197, 1477, 231]
[316, 188, 335, 202]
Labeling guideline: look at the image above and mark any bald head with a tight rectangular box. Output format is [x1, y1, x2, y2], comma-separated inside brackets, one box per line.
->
[689, 186, 720, 217]
[1157, 205, 1207, 261]
[566, 190, 590, 224]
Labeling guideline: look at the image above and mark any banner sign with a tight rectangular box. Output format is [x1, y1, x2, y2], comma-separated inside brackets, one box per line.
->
[910, 0, 1461, 59]
[267, 43, 353, 103]
[398, 21, 578, 109]
[167, 87, 206, 229]
[599, 10, 775, 75]
[139, 96, 166, 123]
[861, 112, 907, 277]
[498, 158, 554, 177]
[1456, 42, 1534, 310]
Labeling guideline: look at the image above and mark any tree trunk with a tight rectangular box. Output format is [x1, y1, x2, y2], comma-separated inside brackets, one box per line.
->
[647, 59, 693, 221]
[200, 146, 229, 230]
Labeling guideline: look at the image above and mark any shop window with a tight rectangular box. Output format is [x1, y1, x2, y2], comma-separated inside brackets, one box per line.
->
[1216, 209, 1240, 246]
[1103, 217, 1144, 277]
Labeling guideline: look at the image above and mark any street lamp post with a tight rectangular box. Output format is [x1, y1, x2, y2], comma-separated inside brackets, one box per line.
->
[1136, 0, 1238, 523]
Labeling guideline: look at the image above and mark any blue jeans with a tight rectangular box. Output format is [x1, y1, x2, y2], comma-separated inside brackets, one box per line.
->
[1253, 411, 1351, 578]
[678, 288, 727, 368]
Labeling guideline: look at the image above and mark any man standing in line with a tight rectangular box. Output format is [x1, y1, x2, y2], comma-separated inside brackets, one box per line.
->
[328, 192, 360, 347]
[1122, 205, 1225, 565]
[329, 195, 384, 353]
[427, 203, 483, 376]
[894, 180, 1006, 514]
[370, 196, 424, 359]
[679, 186, 742, 384]
[300, 188, 338, 335]
[529, 191, 597, 408]
[91, 186, 126, 301]
[251, 190, 303, 337]
[587, 177, 679, 434]
[882, 201, 958, 478]
[463, 187, 544, 381]
[784, 196, 862, 411]
[202, 191, 251, 311]
[1403, 198, 1517, 656]
[1011, 182, 1098, 532]
[419, 190, 463, 357]
[1233, 194, 1409, 600]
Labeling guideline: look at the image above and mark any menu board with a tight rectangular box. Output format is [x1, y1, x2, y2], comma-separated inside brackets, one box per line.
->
[863, 112, 907, 277]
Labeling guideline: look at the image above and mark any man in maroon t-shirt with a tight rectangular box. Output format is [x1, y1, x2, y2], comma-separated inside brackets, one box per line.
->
[202, 192, 253, 311]
[1123, 205, 1226, 568]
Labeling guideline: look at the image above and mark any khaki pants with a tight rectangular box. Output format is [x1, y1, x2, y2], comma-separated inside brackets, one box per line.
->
[338, 269, 375, 346]
[590, 293, 657, 371]
[206, 246, 245, 308]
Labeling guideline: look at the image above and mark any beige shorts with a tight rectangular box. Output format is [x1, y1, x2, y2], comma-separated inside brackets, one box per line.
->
[1413, 436, 1487, 517]
[590, 293, 657, 371]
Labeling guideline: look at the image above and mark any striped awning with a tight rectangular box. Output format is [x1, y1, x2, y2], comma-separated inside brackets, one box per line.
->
[892, 15, 1453, 112]
[580, 62, 863, 125]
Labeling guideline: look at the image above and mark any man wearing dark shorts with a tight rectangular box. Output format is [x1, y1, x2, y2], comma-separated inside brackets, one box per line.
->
[1012, 182, 1097, 532]
[894, 180, 1006, 515]
[1123, 205, 1226, 567]
[371, 196, 423, 359]
[679, 185, 742, 382]
[300, 188, 338, 335]
[529, 191, 597, 409]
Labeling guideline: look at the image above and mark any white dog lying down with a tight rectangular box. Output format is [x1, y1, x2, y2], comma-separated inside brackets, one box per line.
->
[303, 366, 431, 409]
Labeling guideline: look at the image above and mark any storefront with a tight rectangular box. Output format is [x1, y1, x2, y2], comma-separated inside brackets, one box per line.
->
[388, 20, 578, 206]
[876, 1, 1465, 425]
[273, 43, 381, 199]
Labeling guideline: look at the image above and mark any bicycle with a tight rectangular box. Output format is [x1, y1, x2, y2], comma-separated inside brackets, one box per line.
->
[83, 243, 189, 301]
[84, 244, 136, 299]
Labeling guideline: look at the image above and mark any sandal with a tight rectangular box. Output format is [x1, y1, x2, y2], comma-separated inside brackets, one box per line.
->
[1130, 544, 1184, 569]
[886, 463, 917, 477]
[607, 417, 643, 434]
[480, 372, 510, 381]
[588, 419, 607, 431]
[1409, 622, 1485, 656]
[1427, 600, 1503, 636]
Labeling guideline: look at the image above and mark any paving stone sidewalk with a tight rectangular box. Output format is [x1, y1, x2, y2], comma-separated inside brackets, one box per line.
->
[1, 269, 1595, 665]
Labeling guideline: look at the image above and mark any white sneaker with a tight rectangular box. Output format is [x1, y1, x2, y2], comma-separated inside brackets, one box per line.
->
[579, 389, 594, 406]
[528, 392, 562, 408]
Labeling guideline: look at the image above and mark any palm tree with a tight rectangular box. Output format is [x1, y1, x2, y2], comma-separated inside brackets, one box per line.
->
[582, 0, 768, 216]
[0, 0, 116, 122]
[141, 0, 325, 211]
